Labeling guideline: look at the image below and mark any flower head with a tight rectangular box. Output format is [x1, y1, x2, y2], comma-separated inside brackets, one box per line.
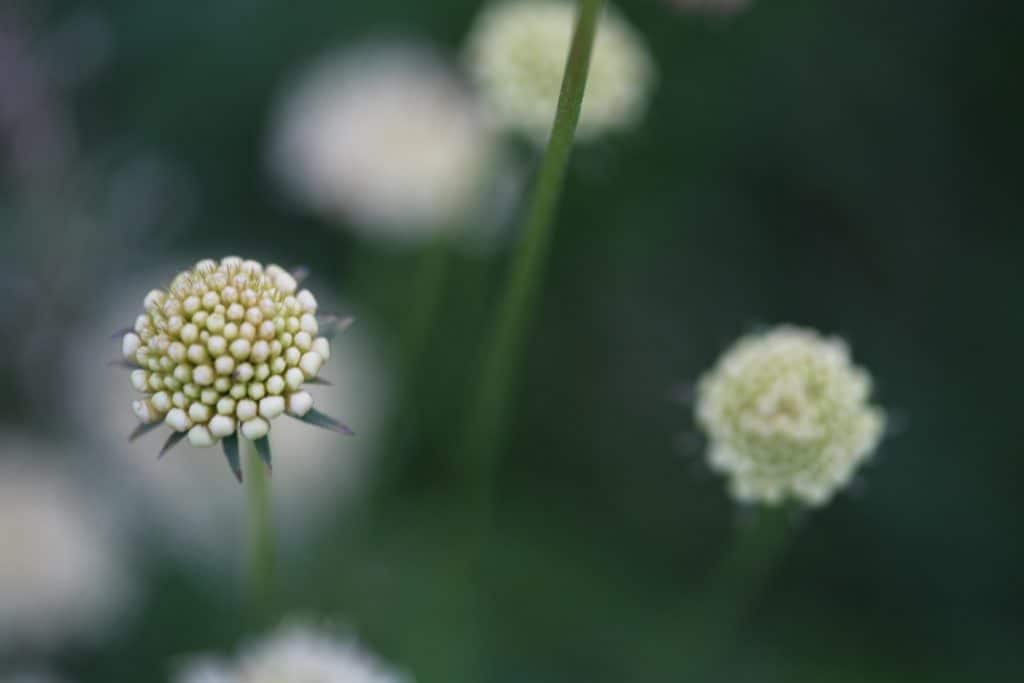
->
[0, 442, 135, 654]
[176, 623, 409, 683]
[464, 0, 657, 144]
[695, 326, 885, 506]
[270, 44, 498, 242]
[119, 257, 352, 480]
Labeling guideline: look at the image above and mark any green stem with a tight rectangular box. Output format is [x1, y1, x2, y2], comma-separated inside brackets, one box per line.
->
[244, 438, 275, 613]
[685, 505, 800, 679]
[460, 0, 607, 506]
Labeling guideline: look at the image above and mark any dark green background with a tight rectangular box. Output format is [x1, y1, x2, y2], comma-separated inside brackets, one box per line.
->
[3, 0, 1022, 680]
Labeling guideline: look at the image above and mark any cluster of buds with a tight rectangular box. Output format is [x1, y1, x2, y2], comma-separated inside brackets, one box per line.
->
[695, 326, 885, 506]
[119, 257, 351, 480]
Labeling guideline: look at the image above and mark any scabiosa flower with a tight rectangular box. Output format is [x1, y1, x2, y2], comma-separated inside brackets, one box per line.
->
[76, 267, 389, 572]
[175, 623, 409, 683]
[0, 443, 135, 654]
[269, 44, 499, 243]
[695, 326, 885, 506]
[118, 256, 352, 481]
[464, 0, 657, 144]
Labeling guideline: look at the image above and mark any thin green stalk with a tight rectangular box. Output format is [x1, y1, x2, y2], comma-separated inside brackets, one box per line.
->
[460, 0, 607, 507]
[684, 505, 801, 680]
[244, 438, 275, 612]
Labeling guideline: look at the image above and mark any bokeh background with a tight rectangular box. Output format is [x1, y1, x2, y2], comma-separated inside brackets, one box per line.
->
[2, 0, 1022, 681]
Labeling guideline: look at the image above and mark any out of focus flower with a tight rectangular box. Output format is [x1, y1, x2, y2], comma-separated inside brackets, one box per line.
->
[269, 45, 498, 243]
[175, 623, 409, 683]
[464, 0, 657, 144]
[118, 257, 351, 481]
[668, 0, 753, 16]
[695, 326, 885, 506]
[0, 439, 135, 654]
[72, 263, 390, 572]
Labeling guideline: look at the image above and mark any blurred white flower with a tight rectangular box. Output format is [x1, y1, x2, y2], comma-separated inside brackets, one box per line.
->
[668, 0, 753, 16]
[695, 326, 885, 507]
[175, 623, 408, 683]
[464, 0, 657, 144]
[0, 438, 135, 654]
[269, 45, 498, 243]
[69, 263, 391, 573]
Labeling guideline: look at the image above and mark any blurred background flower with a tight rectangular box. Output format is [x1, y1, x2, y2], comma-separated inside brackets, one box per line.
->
[175, 622, 408, 683]
[268, 44, 501, 245]
[464, 0, 657, 143]
[0, 437, 136, 657]
[695, 325, 885, 506]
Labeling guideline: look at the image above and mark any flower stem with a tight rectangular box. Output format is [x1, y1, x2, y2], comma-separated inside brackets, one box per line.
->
[460, 0, 607, 508]
[685, 505, 801, 678]
[244, 438, 275, 614]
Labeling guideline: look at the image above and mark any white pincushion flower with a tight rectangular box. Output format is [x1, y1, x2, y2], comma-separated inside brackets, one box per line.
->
[75, 268, 389, 572]
[465, 0, 657, 144]
[270, 45, 498, 242]
[175, 623, 409, 683]
[696, 326, 885, 506]
[118, 256, 352, 481]
[0, 444, 134, 654]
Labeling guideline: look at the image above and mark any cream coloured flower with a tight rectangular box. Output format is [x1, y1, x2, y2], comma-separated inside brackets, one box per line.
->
[175, 623, 409, 683]
[0, 440, 135, 654]
[119, 256, 351, 480]
[75, 265, 389, 572]
[464, 0, 657, 143]
[695, 326, 885, 506]
[270, 44, 498, 242]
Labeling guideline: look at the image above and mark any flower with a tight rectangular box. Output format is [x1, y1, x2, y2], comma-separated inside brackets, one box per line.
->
[119, 256, 352, 481]
[0, 439, 135, 654]
[75, 265, 390, 571]
[175, 623, 409, 683]
[668, 0, 753, 16]
[464, 0, 657, 144]
[695, 326, 885, 506]
[269, 44, 499, 242]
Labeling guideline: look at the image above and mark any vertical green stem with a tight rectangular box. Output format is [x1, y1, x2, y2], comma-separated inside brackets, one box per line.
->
[460, 0, 607, 509]
[244, 438, 275, 613]
[685, 505, 800, 679]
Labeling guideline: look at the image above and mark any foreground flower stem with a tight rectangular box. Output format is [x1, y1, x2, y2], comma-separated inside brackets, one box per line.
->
[685, 505, 800, 677]
[244, 438, 275, 612]
[460, 0, 607, 511]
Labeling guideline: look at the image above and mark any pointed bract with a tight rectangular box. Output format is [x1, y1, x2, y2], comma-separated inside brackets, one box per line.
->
[109, 359, 143, 370]
[318, 314, 355, 340]
[129, 421, 162, 442]
[158, 431, 187, 459]
[254, 437, 273, 473]
[304, 376, 333, 386]
[293, 408, 354, 436]
[222, 434, 243, 483]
